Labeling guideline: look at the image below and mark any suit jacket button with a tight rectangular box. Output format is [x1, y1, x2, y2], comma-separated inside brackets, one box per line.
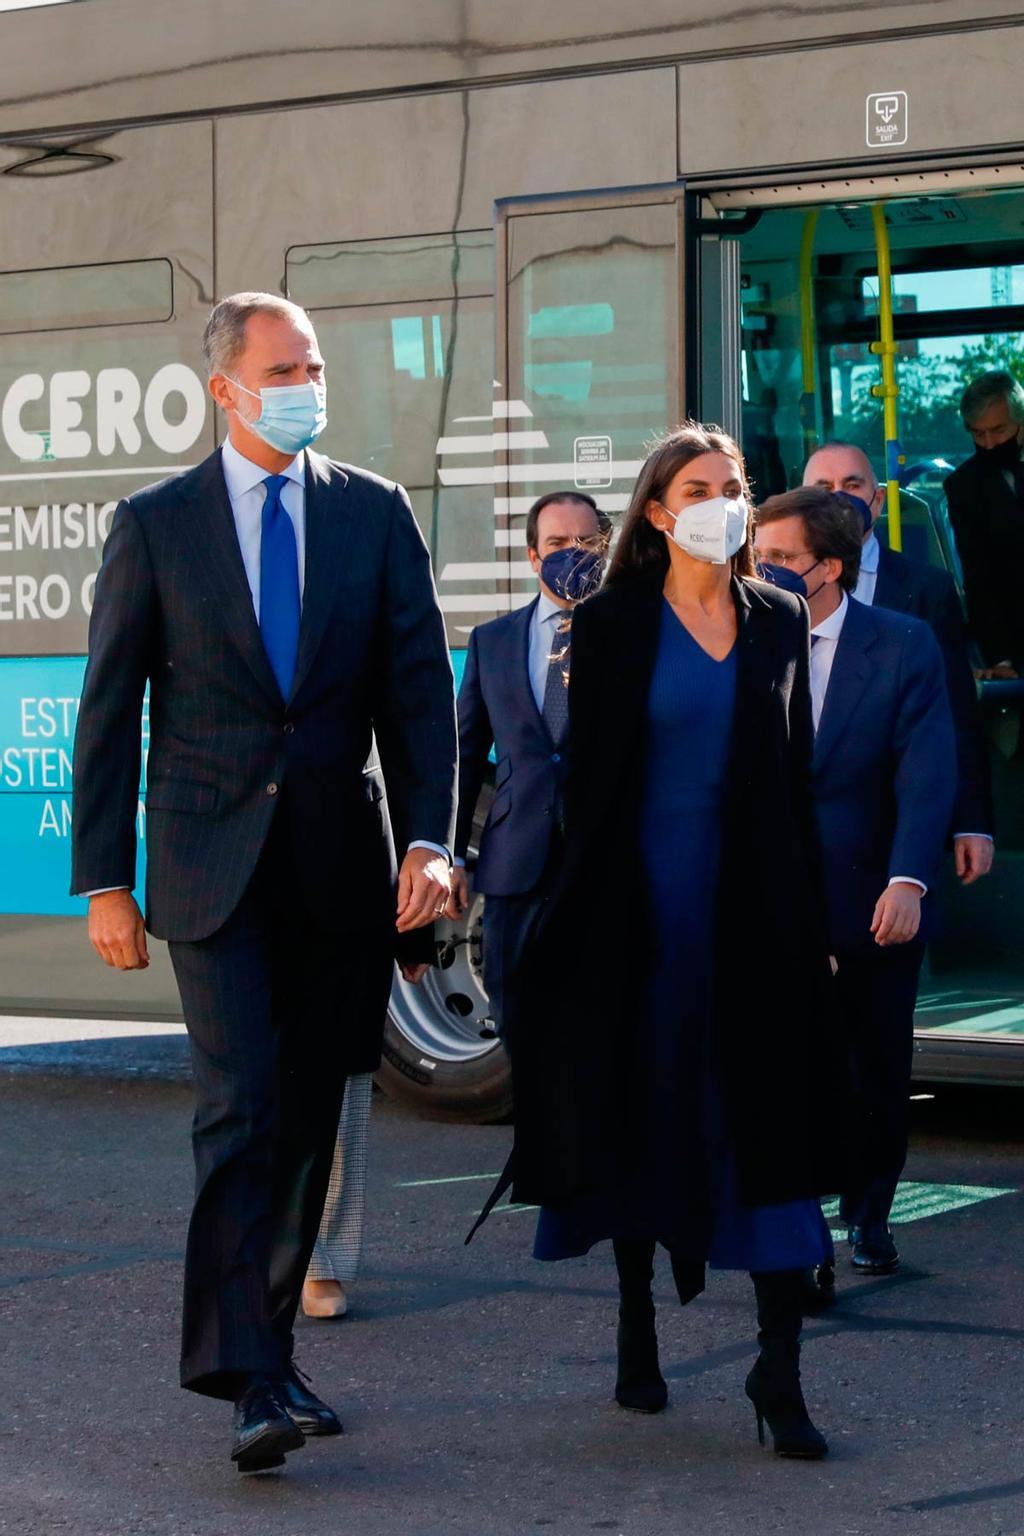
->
[267, 782, 279, 795]
[551, 752, 561, 764]
[283, 723, 294, 735]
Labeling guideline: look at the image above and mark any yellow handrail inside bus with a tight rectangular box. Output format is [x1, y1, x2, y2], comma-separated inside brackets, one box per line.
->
[869, 202, 903, 552]
[798, 210, 820, 461]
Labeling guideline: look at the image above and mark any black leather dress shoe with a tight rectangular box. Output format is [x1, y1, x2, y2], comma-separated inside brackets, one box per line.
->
[279, 1363, 343, 1437]
[800, 1261, 837, 1312]
[231, 1381, 305, 1473]
[849, 1226, 900, 1274]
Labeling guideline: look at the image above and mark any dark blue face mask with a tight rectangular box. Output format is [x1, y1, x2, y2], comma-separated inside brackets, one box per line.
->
[758, 557, 827, 601]
[834, 491, 874, 534]
[540, 546, 605, 603]
[757, 562, 809, 598]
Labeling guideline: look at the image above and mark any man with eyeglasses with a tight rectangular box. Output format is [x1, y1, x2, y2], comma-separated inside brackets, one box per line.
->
[755, 487, 955, 1288]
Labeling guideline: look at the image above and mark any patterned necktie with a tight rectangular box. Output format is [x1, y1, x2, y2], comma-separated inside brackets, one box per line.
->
[541, 613, 571, 747]
[259, 474, 300, 700]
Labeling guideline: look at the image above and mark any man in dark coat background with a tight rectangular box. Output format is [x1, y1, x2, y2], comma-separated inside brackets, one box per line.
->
[944, 369, 1024, 677]
[71, 293, 457, 1472]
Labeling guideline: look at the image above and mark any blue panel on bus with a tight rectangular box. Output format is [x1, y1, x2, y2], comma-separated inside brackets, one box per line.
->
[0, 650, 469, 916]
[0, 655, 148, 915]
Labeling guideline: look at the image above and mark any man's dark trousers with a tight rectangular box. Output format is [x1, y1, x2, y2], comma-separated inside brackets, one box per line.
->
[169, 793, 373, 1399]
[833, 944, 924, 1232]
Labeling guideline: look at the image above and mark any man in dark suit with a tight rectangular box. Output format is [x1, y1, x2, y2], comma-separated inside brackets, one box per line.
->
[755, 488, 956, 1278]
[944, 369, 1024, 677]
[71, 293, 457, 1471]
[450, 492, 607, 1047]
[804, 442, 993, 885]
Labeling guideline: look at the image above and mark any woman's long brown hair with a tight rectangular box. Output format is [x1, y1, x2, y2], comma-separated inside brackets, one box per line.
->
[605, 421, 757, 587]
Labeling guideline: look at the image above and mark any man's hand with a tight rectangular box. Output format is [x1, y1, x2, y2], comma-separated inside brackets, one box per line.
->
[88, 890, 149, 970]
[954, 835, 994, 885]
[870, 882, 922, 947]
[396, 848, 452, 933]
[398, 961, 431, 985]
[448, 865, 470, 919]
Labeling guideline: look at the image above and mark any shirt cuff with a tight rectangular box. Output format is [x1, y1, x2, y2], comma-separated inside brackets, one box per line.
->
[887, 876, 927, 895]
[408, 840, 452, 865]
[952, 833, 994, 842]
[81, 886, 131, 897]
[453, 856, 467, 869]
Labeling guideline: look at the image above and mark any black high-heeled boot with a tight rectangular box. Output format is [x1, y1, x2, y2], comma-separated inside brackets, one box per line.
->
[612, 1239, 667, 1413]
[745, 1269, 827, 1458]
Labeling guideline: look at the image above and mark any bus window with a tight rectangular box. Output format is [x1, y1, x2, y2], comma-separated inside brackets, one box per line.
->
[288, 232, 498, 650]
[0, 258, 174, 335]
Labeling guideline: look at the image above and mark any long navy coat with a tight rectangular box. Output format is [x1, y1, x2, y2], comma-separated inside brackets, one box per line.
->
[505, 573, 850, 1215]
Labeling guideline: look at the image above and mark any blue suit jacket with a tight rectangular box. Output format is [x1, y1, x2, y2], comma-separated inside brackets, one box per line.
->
[455, 597, 564, 896]
[71, 448, 457, 950]
[813, 597, 956, 954]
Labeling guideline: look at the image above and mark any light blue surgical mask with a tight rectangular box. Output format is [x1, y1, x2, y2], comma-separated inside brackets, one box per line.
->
[231, 377, 328, 455]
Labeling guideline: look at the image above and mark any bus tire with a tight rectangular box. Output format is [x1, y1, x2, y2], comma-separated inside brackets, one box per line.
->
[374, 795, 514, 1123]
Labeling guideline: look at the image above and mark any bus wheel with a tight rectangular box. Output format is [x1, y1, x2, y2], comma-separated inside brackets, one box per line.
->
[376, 887, 513, 1123]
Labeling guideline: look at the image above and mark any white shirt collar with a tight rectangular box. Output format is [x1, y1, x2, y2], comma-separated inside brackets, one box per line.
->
[221, 436, 305, 498]
[536, 590, 567, 625]
[860, 531, 881, 574]
[811, 589, 849, 642]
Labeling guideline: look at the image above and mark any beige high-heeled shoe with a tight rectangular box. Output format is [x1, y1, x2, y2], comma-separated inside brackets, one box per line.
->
[302, 1279, 349, 1319]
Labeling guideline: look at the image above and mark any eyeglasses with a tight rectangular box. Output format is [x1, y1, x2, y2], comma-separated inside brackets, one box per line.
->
[755, 548, 816, 568]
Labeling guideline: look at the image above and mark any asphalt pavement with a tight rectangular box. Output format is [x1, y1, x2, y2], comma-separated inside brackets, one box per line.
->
[1, 1051, 1022, 1536]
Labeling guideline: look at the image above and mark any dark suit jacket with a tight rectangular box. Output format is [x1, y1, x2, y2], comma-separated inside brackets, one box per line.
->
[945, 452, 1024, 670]
[507, 573, 849, 1214]
[813, 597, 956, 956]
[455, 598, 564, 896]
[71, 448, 457, 978]
[873, 542, 991, 835]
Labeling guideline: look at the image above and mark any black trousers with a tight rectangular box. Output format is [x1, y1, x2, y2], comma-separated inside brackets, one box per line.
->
[169, 809, 351, 1400]
[833, 943, 924, 1233]
[481, 835, 562, 1052]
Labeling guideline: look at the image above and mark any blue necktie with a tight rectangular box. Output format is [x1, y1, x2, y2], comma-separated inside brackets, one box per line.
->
[259, 474, 300, 700]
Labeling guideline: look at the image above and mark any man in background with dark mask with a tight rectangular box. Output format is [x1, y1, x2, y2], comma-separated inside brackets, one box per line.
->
[450, 492, 609, 1049]
[805, 441, 993, 887]
[945, 370, 1024, 680]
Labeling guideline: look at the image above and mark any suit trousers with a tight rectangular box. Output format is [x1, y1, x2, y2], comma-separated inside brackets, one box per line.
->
[481, 833, 562, 1052]
[169, 803, 350, 1399]
[834, 943, 924, 1232]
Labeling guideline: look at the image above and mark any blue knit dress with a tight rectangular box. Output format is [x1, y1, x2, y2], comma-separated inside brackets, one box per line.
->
[534, 600, 830, 1271]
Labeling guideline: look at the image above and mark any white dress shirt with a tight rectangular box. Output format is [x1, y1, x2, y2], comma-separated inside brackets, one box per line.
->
[811, 590, 926, 893]
[853, 530, 880, 607]
[221, 437, 307, 618]
[528, 591, 572, 715]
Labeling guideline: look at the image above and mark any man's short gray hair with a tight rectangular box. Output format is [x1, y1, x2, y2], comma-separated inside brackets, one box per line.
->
[959, 369, 1024, 427]
[201, 292, 311, 377]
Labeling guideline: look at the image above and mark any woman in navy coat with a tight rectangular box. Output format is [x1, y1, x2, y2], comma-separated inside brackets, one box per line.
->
[503, 424, 849, 1458]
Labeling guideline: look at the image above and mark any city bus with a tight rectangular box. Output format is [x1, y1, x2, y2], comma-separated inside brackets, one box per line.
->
[1, 0, 1022, 1120]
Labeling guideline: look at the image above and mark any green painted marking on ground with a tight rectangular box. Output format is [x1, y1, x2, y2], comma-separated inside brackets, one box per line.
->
[823, 1180, 1016, 1230]
[397, 1172, 501, 1188]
